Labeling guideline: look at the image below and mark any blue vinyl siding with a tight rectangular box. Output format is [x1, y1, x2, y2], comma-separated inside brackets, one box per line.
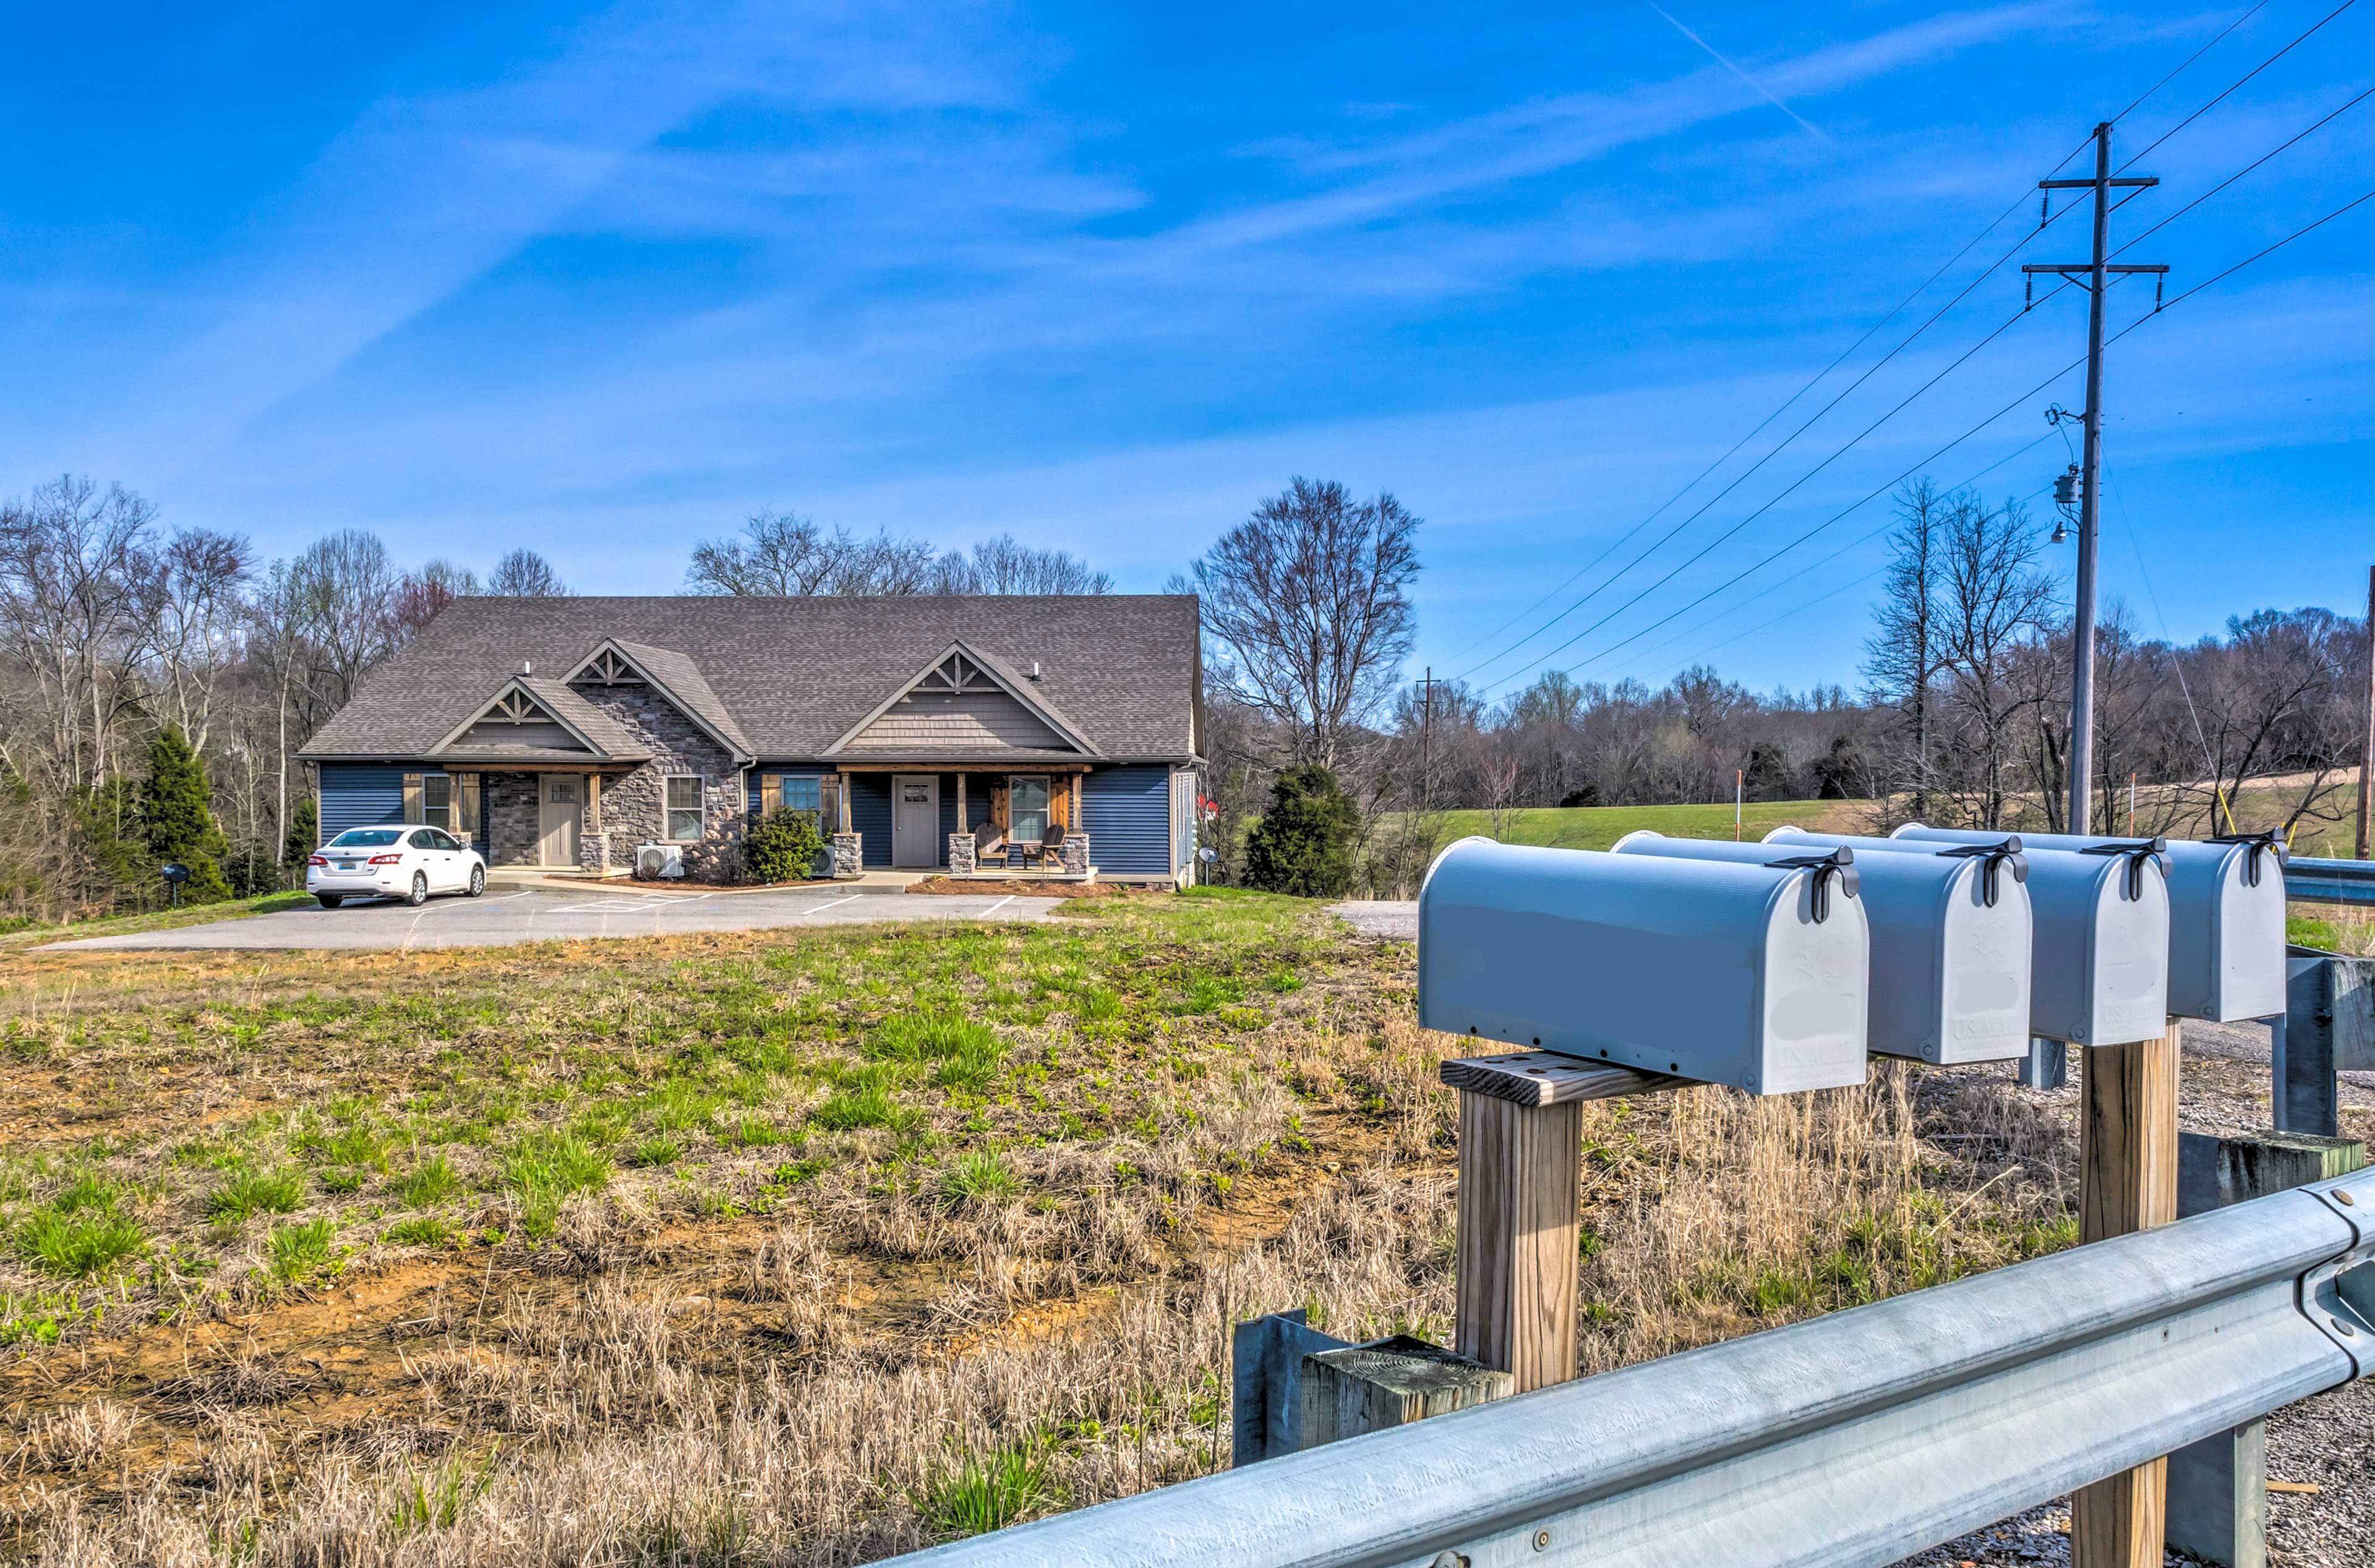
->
[1081, 765, 1175, 877]
[938, 774, 960, 846]
[850, 775, 894, 867]
[317, 765, 408, 846]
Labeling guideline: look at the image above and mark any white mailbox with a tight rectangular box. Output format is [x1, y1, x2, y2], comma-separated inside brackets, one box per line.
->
[1774, 826, 2168, 1046]
[1632, 830, 2032, 1065]
[1893, 825, 2285, 1023]
[1417, 837, 1869, 1095]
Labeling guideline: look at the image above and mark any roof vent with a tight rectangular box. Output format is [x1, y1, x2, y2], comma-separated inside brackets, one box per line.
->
[1029, 661, 1042, 680]
[522, 659, 533, 676]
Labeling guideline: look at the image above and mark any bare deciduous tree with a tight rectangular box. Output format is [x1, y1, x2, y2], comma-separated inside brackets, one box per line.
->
[686, 510, 940, 596]
[1188, 477, 1420, 770]
[489, 548, 570, 597]
[931, 533, 1113, 595]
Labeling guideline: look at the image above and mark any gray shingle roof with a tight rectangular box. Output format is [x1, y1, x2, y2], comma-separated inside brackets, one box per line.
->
[299, 595, 1199, 763]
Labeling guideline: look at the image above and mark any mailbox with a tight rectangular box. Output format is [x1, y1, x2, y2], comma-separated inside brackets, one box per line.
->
[1417, 837, 1869, 1095]
[1774, 826, 2167, 1046]
[1628, 830, 2032, 1065]
[1893, 826, 2282, 1023]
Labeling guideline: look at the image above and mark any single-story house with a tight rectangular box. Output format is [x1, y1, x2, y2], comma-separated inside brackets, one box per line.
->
[296, 594, 1205, 885]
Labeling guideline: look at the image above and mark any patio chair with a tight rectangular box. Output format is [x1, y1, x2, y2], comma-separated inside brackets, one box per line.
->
[974, 829, 1010, 871]
[1038, 824, 1068, 870]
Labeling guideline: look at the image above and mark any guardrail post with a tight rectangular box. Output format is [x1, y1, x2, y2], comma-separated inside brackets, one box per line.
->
[2071, 1018, 2181, 1568]
[2167, 1130, 2366, 1568]
[2019, 1036, 2068, 1090]
[1299, 1336, 1510, 1449]
[2275, 952, 2367, 1137]
[1442, 1052, 1674, 1395]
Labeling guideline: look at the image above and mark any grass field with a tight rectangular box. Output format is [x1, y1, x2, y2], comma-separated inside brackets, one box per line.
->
[1424, 796, 1865, 853]
[0, 892, 2089, 1563]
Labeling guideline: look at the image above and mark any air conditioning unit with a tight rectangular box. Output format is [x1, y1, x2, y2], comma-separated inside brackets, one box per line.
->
[636, 843, 685, 879]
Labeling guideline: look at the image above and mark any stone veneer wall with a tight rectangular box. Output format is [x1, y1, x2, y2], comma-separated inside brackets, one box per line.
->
[485, 772, 542, 867]
[575, 678, 748, 879]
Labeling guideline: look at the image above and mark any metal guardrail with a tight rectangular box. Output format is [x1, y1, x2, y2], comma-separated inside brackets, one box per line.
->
[2286, 854, 2375, 906]
[889, 1170, 2375, 1568]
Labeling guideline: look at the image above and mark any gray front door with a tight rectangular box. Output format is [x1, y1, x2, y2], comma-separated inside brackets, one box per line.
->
[892, 774, 938, 868]
[540, 775, 583, 867]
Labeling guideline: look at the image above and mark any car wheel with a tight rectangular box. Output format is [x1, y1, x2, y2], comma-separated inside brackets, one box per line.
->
[466, 865, 486, 898]
[317, 895, 343, 910]
[406, 872, 429, 907]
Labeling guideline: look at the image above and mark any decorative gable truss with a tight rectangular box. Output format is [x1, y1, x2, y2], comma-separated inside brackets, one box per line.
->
[832, 643, 1093, 754]
[435, 680, 599, 755]
[560, 639, 751, 764]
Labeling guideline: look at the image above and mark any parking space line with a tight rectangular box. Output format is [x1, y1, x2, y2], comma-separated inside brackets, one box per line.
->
[980, 895, 1015, 918]
[802, 895, 862, 918]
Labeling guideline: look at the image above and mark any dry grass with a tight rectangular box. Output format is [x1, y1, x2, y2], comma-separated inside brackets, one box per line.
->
[0, 893, 2081, 1566]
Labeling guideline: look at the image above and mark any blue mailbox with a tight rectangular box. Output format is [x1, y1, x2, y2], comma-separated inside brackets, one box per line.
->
[1417, 838, 1869, 1096]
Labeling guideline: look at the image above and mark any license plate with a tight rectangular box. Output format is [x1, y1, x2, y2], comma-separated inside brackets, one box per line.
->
[336, 862, 359, 872]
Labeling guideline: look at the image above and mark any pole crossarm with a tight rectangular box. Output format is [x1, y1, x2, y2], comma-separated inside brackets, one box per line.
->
[886, 1176, 2375, 1568]
[2042, 176, 2160, 189]
[2021, 263, 2171, 274]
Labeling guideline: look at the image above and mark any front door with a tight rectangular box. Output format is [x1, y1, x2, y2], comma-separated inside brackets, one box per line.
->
[891, 774, 939, 868]
[539, 775, 583, 867]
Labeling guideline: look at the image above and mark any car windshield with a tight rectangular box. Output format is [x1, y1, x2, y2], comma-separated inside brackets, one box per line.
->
[327, 830, 404, 848]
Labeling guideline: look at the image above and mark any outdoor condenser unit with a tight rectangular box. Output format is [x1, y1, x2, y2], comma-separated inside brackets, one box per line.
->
[1628, 830, 2032, 1066]
[1894, 825, 2287, 1023]
[1416, 837, 1870, 1096]
[1774, 827, 2170, 1047]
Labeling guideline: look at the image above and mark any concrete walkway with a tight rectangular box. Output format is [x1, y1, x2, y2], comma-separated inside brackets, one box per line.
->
[41, 888, 1062, 953]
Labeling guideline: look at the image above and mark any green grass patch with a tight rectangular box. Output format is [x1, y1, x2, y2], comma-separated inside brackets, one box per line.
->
[20, 1209, 148, 1279]
[204, 1166, 307, 1224]
[868, 1012, 1008, 1090]
[266, 1217, 336, 1285]
[1416, 798, 1853, 853]
[385, 1215, 456, 1248]
[502, 1133, 612, 1238]
[916, 1442, 1060, 1540]
[938, 1149, 1021, 1209]
[393, 1153, 462, 1208]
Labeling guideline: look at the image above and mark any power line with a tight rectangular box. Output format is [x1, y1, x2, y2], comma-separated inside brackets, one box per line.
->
[2107, 1, 2274, 126]
[2117, 0, 2361, 171]
[1596, 433, 2060, 680]
[1451, 170, 2101, 683]
[1537, 180, 2375, 692]
[2118, 82, 2375, 255]
[1479, 286, 2068, 696]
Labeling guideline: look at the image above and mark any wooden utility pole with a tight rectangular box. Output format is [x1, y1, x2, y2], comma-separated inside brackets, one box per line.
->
[2025, 122, 2166, 837]
[2071, 1020, 2183, 1567]
[2358, 565, 2373, 860]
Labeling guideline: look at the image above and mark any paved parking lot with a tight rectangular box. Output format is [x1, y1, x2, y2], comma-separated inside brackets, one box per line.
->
[41, 888, 1064, 952]
[1330, 900, 1417, 940]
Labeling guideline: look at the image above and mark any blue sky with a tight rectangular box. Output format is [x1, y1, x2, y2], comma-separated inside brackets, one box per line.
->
[4, 2, 2370, 700]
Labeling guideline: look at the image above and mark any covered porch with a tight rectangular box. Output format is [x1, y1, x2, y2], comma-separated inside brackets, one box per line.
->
[821, 764, 1096, 880]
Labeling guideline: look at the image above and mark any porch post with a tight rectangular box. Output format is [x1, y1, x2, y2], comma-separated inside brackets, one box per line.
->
[956, 772, 967, 831]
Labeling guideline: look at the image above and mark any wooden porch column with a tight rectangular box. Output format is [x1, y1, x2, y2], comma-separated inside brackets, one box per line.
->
[837, 771, 851, 832]
[2071, 1019, 2182, 1568]
[956, 772, 967, 832]
[586, 772, 602, 833]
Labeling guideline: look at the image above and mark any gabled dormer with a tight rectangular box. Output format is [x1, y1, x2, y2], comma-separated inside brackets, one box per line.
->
[562, 637, 751, 764]
[829, 642, 1093, 754]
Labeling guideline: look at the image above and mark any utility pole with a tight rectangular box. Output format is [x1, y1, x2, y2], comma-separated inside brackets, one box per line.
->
[1422, 667, 1435, 814]
[2026, 122, 2166, 835]
[2358, 565, 2373, 859]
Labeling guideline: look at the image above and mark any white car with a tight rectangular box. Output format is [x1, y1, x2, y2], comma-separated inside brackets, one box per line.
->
[307, 825, 487, 908]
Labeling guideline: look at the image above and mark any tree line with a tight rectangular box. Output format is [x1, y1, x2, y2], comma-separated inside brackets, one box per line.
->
[1185, 477, 2369, 897]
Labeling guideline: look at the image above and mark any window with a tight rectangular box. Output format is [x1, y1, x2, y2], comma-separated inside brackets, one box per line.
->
[665, 776, 704, 842]
[329, 829, 404, 848]
[401, 771, 477, 841]
[408, 830, 438, 849]
[760, 773, 823, 817]
[429, 829, 463, 852]
[1009, 775, 1050, 843]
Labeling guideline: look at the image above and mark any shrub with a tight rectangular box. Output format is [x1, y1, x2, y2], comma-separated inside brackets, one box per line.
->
[746, 809, 826, 884]
[1241, 766, 1358, 897]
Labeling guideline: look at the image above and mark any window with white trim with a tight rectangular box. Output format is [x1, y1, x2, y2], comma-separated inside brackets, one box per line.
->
[664, 776, 705, 842]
